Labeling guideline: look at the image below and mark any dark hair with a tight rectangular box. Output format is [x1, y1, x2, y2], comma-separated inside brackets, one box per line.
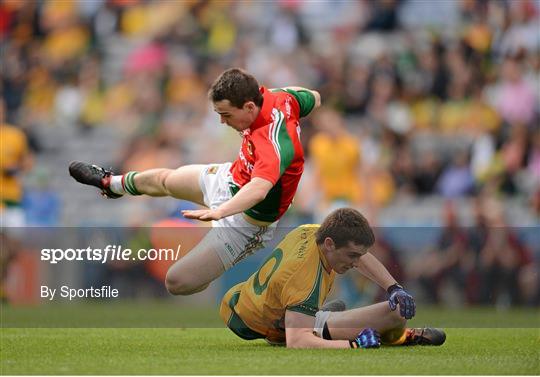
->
[208, 68, 263, 108]
[315, 208, 375, 249]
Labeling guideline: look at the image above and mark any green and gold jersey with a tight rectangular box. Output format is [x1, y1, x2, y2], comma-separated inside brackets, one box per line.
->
[220, 225, 336, 343]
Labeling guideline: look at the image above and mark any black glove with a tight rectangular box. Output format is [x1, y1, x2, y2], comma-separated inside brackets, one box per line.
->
[387, 283, 416, 319]
[349, 328, 381, 349]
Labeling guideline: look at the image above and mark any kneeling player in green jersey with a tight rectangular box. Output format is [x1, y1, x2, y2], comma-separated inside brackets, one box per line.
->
[219, 208, 446, 349]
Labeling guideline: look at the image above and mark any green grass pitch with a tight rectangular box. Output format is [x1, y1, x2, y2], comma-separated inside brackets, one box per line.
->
[2, 303, 539, 375]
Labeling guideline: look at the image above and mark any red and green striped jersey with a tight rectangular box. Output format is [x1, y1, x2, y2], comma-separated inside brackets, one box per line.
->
[228, 86, 316, 222]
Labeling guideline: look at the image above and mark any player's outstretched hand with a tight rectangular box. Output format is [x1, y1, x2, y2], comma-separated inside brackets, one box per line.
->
[181, 209, 224, 221]
[350, 328, 380, 349]
[388, 284, 416, 319]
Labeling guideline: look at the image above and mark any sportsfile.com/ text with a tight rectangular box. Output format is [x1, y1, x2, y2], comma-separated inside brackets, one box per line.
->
[40, 245, 181, 264]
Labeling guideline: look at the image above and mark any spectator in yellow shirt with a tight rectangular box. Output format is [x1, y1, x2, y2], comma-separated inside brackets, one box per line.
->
[309, 108, 362, 212]
[1, 98, 33, 223]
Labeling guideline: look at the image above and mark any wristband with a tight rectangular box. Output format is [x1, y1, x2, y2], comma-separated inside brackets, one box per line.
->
[387, 283, 404, 295]
[349, 339, 359, 349]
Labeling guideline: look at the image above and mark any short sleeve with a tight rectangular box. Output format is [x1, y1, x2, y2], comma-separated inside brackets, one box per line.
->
[272, 89, 316, 118]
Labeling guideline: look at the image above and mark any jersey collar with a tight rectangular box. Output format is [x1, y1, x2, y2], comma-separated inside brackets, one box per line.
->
[250, 86, 275, 131]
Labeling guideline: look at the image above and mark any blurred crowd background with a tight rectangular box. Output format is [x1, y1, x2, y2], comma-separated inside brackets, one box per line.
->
[1, 0, 539, 308]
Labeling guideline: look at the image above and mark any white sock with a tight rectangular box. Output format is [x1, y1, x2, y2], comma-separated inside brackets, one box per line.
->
[109, 175, 126, 195]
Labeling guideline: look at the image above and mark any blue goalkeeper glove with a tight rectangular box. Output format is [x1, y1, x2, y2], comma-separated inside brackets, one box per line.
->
[349, 328, 380, 349]
[387, 283, 416, 319]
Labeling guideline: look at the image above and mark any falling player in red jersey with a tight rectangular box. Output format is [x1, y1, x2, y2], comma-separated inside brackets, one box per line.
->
[69, 68, 320, 295]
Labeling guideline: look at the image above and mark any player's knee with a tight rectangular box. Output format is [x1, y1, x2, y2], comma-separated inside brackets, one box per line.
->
[165, 272, 191, 295]
[165, 271, 205, 296]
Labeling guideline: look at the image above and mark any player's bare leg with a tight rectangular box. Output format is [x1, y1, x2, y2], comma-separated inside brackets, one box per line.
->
[69, 162, 206, 205]
[164, 230, 226, 295]
[70, 162, 225, 295]
[131, 165, 206, 205]
[326, 302, 406, 343]
[325, 302, 445, 346]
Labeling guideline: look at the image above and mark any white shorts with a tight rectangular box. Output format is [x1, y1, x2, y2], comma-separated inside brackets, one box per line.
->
[199, 163, 277, 270]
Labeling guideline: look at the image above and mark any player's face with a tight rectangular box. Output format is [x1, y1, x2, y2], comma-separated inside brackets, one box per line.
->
[326, 240, 368, 274]
[213, 100, 257, 131]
